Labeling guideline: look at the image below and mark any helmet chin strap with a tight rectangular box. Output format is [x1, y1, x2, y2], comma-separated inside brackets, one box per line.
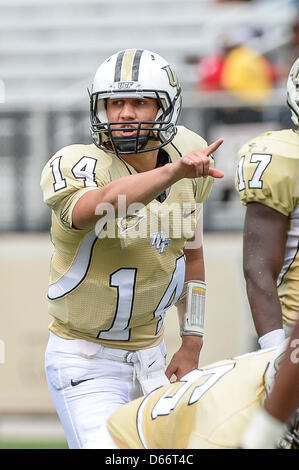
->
[112, 134, 150, 154]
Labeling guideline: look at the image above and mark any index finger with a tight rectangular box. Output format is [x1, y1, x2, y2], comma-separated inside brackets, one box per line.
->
[204, 138, 224, 156]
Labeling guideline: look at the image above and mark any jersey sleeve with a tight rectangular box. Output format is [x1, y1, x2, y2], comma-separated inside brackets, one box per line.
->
[235, 134, 298, 217]
[40, 144, 111, 229]
[186, 129, 215, 205]
[194, 160, 215, 204]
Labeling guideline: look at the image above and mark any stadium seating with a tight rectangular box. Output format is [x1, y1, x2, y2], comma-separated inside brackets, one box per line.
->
[0, 0, 296, 231]
[0, 0, 296, 106]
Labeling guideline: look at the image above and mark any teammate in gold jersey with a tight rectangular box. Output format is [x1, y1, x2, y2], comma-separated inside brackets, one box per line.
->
[40, 49, 224, 448]
[105, 343, 298, 449]
[235, 58, 299, 350]
[240, 318, 299, 449]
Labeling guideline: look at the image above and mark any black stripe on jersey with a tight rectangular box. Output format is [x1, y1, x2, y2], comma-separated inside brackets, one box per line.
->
[132, 49, 144, 81]
[170, 141, 182, 158]
[115, 154, 133, 175]
[114, 50, 126, 82]
[277, 238, 299, 288]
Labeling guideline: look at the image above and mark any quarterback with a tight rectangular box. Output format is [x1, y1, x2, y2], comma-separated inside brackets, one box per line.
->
[40, 48, 223, 448]
[235, 58, 299, 349]
[104, 342, 298, 449]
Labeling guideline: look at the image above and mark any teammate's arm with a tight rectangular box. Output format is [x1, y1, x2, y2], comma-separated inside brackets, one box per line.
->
[264, 319, 299, 424]
[243, 202, 288, 346]
[240, 320, 299, 449]
[72, 140, 224, 230]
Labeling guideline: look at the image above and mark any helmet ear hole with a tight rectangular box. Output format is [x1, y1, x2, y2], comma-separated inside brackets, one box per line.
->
[95, 96, 108, 124]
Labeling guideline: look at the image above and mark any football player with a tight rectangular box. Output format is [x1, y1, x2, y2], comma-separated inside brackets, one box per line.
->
[240, 319, 299, 449]
[40, 49, 224, 449]
[103, 341, 298, 449]
[235, 58, 299, 349]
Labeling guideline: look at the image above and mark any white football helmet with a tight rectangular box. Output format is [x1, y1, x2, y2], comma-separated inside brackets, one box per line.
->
[287, 57, 299, 127]
[89, 48, 182, 155]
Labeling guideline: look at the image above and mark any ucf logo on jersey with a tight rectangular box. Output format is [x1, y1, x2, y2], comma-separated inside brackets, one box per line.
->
[151, 232, 171, 254]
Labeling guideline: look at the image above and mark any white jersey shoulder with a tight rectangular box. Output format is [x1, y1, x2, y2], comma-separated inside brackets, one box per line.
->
[238, 129, 299, 160]
[40, 143, 112, 207]
[40, 143, 133, 228]
[173, 126, 208, 154]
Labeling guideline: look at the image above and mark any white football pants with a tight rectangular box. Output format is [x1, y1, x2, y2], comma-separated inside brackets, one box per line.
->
[45, 332, 169, 449]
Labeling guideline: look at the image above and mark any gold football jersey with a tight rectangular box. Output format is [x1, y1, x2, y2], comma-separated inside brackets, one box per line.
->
[107, 348, 276, 449]
[40, 126, 214, 350]
[235, 129, 299, 327]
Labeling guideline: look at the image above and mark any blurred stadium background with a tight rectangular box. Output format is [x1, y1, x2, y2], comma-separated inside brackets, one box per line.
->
[0, 0, 298, 448]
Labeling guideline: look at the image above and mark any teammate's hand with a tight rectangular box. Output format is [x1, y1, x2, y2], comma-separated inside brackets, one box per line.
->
[172, 139, 224, 180]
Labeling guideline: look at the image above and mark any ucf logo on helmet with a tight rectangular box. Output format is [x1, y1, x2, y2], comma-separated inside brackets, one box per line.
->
[118, 81, 134, 89]
[162, 65, 179, 89]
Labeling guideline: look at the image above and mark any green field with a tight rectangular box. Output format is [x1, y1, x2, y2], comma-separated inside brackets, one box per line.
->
[0, 440, 68, 449]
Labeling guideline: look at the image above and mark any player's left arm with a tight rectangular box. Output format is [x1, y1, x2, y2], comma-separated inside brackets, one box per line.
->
[166, 218, 205, 381]
[165, 147, 219, 381]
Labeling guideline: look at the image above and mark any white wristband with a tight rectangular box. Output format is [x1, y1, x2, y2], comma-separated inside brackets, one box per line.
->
[176, 280, 206, 337]
[258, 329, 285, 349]
[240, 408, 287, 449]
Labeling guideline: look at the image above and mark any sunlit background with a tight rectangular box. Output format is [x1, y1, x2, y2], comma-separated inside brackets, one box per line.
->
[0, 0, 298, 448]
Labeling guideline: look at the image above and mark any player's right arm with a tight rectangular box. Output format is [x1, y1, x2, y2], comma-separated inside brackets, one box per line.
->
[240, 319, 299, 449]
[72, 140, 224, 230]
[264, 319, 299, 425]
[243, 202, 288, 339]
